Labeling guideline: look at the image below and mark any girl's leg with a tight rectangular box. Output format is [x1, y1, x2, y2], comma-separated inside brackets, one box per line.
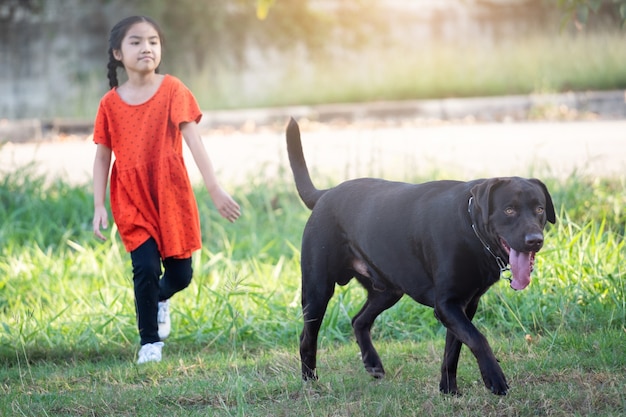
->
[159, 256, 193, 301]
[130, 237, 162, 345]
[155, 257, 191, 340]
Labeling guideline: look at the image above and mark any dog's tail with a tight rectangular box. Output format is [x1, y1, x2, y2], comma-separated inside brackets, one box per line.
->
[286, 117, 326, 210]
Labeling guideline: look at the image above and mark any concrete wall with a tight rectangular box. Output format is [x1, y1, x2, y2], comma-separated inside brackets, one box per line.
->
[0, 0, 133, 119]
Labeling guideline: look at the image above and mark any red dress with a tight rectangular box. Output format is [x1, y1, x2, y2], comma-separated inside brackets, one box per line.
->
[93, 75, 202, 258]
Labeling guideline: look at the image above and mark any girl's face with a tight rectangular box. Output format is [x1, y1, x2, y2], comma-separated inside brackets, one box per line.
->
[113, 21, 162, 76]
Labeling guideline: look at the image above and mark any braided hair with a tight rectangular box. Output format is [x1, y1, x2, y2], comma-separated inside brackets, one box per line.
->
[107, 15, 164, 89]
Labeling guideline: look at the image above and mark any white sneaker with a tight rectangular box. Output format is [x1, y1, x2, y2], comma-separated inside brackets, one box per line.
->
[157, 300, 171, 340]
[137, 342, 164, 364]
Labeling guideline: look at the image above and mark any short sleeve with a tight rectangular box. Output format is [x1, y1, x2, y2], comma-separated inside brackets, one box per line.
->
[169, 77, 202, 128]
[93, 96, 112, 147]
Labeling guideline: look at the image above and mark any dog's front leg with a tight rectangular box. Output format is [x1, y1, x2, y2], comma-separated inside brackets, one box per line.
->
[438, 297, 480, 394]
[435, 300, 509, 395]
[439, 329, 462, 394]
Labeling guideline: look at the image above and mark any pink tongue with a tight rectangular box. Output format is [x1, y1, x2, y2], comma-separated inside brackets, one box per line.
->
[509, 249, 532, 290]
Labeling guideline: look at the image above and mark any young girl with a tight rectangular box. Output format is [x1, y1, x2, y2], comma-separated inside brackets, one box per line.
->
[92, 15, 241, 364]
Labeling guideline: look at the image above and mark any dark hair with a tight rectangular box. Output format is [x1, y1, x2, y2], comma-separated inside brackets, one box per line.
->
[107, 15, 164, 88]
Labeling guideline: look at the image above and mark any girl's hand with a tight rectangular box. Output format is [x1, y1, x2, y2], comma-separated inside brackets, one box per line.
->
[92, 143, 112, 241]
[180, 122, 240, 222]
[210, 186, 241, 223]
[93, 206, 109, 241]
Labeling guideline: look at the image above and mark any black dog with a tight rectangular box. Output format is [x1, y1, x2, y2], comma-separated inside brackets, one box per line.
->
[286, 118, 555, 395]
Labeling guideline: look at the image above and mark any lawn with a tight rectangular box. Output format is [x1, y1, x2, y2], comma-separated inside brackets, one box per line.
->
[0, 165, 624, 416]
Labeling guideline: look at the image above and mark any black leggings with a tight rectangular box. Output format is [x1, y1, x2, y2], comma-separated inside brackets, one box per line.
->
[130, 237, 193, 345]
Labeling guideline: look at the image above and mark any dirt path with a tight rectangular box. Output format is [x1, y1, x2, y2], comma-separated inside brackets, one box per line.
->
[2, 120, 625, 188]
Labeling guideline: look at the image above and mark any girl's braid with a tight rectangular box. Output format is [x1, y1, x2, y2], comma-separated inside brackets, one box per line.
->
[107, 48, 120, 88]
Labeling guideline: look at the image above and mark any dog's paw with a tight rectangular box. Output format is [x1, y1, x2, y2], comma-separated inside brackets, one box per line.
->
[489, 381, 509, 396]
[439, 387, 461, 396]
[365, 366, 385, 379]
[302, 367, 318, 381]
[482, 372, 509, 395]
[479, 360, 509, 395]
[439, 378, 459, 395]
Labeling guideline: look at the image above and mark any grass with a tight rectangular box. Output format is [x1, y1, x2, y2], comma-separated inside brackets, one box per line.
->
[3, 333, 624, 416]
[185, 30, 626, 111]
[0, 166, 624, 416]
[56, 29, 626, 119]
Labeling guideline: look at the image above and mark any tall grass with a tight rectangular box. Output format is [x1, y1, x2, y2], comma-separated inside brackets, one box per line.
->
[188, 30, 626, 110]
[53, 29, 626, 118]
[0, 168, 624, 365]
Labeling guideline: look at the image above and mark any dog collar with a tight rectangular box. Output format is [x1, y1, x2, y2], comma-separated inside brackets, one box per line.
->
[467, 197, 511, 277]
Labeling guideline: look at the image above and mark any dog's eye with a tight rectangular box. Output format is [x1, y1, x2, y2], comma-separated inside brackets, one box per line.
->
[536, 207, 545, 215]
[504, 207, 516, 216]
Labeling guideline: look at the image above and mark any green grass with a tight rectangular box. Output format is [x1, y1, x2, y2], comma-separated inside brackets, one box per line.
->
[60, 29, 626, 119]
[3, 333, 624, 416]
[0, 168, 624, 416]
[186, 30, 626, 111]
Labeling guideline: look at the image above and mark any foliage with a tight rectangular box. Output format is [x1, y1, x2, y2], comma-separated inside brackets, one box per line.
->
[256, 0, 275, 20]
[557, 0, 626, 28]
[131, 0, 390, 76]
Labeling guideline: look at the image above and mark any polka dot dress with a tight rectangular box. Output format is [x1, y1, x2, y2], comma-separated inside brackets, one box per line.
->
[93, 75, 202, 258]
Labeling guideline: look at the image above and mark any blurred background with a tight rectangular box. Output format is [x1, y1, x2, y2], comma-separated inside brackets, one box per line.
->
[1, 0, 625, 121]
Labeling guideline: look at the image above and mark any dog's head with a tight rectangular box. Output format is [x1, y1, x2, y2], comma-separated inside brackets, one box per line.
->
[470, 177, 556, 290]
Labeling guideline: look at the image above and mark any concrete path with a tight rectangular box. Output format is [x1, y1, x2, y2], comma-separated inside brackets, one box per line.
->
[1, 120, 625, 188]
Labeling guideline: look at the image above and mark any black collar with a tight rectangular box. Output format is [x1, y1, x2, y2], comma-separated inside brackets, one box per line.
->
[467, 197, 510, 275]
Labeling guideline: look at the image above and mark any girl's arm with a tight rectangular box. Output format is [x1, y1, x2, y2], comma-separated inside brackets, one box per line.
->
[93, 144, 112, 241]
[181, 122, 241, 223]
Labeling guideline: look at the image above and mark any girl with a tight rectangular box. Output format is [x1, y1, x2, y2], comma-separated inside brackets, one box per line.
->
[92, 15, 241, 364]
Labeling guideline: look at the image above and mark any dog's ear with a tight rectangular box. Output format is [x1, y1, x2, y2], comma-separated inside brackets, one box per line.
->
[530, 179, 556, 224]
[470, 178, 505, 225]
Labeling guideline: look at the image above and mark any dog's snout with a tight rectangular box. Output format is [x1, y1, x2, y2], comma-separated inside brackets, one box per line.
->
[525, 233, 544, 249]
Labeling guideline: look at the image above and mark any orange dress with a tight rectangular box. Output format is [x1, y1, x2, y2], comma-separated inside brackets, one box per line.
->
[93, 75, 202, 259]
